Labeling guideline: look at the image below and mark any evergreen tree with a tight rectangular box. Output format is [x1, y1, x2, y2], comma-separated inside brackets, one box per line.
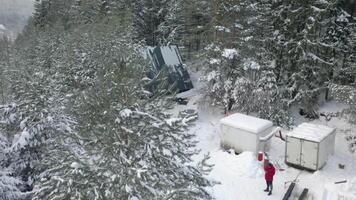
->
[271, 0, 337, 117]
[5, 28, 74, 192]
[133, 0, 169, 45]
[158, 0, 185, 45]
[6, 1, 214, 198]
[0, 36, 11, 104]
[0, 105, 30, 200]
[202, 0, 293, 126]
[323, 5, 356, 85]
[183, 0, 213, 53]
[33, 31, 211, 199]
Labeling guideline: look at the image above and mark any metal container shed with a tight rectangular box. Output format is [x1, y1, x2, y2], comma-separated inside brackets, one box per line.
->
[145, 45, 193, 93]
[285, 123, 336, 171]
[220, 113, 276, 154]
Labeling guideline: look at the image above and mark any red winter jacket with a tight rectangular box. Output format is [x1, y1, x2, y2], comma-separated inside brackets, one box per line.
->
[264, 164, 276, 181]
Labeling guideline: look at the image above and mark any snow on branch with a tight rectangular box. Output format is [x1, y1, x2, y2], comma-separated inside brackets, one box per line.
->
[307, 53, 333, 65]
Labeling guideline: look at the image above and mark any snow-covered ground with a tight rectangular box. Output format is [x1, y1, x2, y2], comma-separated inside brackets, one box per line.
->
[175, 70, 356, 200]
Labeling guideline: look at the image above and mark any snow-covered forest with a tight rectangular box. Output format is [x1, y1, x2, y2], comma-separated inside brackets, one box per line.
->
[0, 0, 355, 199]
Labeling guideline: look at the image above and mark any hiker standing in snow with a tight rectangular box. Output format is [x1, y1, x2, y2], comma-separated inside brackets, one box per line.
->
[264, 160, 276, 195]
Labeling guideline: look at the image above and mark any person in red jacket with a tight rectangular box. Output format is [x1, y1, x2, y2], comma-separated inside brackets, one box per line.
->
[264, 160, 276, 195]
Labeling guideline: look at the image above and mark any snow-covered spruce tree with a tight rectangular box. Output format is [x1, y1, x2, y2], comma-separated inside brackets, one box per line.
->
[2, 19, 75, 194]
[132, 0, 188, 46]
[0, 37, 11, 104]
[132, 0, 169, 46]
[0, 103, 72, 199]
[183, 0, 213, 53]
[202, 43, 241, 113]
[323, 4, 356, 85]
[157, 0, 185, 45]
[203, 0, 266, 113]
[34, 101, 212, 200]
[0, 107, 28, 200]
[255, 64, 294, 127]
[32, 25, 212, 199]
[202, 1, 292, 126]
[270, 0, 338, 118]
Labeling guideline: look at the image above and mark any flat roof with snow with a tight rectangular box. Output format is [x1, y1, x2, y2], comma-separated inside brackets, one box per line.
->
[220, 113, 273, 134]
[287, 123, 335, 142]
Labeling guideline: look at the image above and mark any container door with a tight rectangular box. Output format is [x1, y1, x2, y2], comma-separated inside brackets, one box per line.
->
[301, 140, 318, 170]
[286, 136, 301, 165]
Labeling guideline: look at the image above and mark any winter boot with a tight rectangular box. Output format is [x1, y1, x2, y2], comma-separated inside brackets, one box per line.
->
[264, 189, 269, 192]
[268, 191, 272, 196]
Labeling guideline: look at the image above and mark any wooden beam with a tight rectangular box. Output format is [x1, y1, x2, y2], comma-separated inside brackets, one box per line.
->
[298, 188, 309, 200]
[282, 182, 296, 200]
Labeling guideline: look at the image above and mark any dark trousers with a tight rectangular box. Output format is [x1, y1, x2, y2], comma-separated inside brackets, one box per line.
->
[266, 180, 273, 192]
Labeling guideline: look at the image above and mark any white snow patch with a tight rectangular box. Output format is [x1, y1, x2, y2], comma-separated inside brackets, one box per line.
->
[244, 36, 253, 41]
[121, 126, 134, 134]
[165, 118, 180, 126]
[11, 129, 31, 150]
[215, 26, 231, 33]
[243, 59, 260, 70]
[120, 109, 132, 118]
[20, 117, 29, 130]
[9, 113, 16, 123]
[322, 178, 356, 200]
[206, 71, 219, 82]
[234, 23, 243, 29]
[222, 49, 238, 59]
[210, 151, 263, 178]
[70, 162, 81, 169]
[0, 24, 6, 30]
[209, 58, 221, 65]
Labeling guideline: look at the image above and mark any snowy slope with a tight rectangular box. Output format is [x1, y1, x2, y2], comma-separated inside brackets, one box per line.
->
[174, 70, 356, 200]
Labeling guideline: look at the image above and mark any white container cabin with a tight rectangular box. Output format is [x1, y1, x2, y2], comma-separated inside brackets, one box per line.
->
[220, 113, 276, 154]
[285, 123, 336, 171]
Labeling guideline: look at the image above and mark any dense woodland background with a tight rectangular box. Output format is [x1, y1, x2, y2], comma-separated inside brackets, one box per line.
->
[0, 0, 355, 199]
